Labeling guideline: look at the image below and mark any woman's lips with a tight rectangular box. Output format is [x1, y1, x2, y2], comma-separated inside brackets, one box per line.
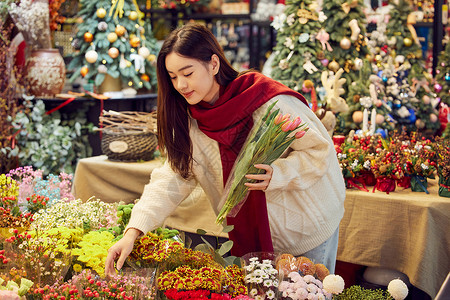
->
[183, 91, 194, 98]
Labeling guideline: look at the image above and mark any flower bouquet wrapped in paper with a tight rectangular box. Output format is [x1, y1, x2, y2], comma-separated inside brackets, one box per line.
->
[216, 101, 309, 224]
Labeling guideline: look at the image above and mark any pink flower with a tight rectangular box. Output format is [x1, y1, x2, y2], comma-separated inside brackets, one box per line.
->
[289, 117, 302, 130]
[274, 113, 283, 125]
[282, 113, 291, 122]
[295, 131, 306, 139]
[0, 290, 20, 300]
[281, 121, 292, 132]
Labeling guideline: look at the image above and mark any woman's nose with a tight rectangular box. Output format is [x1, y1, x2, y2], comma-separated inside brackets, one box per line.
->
[177, 78, 188, 90]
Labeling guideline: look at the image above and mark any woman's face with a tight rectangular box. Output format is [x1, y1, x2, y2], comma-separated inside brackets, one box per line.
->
[165, 52, 220, 105]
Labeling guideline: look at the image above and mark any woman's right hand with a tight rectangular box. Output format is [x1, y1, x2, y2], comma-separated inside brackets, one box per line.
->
[105, 228, 142, 277]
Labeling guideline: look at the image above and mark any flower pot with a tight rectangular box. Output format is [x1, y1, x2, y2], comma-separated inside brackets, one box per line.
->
[410, 175, 429, 193]
[25, 48, 66, 97]
[373, 176, 396, 194]
[438, 175, 450, 197]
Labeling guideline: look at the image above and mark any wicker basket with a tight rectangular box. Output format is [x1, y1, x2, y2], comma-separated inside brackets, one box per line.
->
[99, 111, 158, 162]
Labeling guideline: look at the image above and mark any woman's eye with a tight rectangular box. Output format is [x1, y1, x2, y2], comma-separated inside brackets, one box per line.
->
[170, 77, 176, 80]
[185, 72, 193, 77]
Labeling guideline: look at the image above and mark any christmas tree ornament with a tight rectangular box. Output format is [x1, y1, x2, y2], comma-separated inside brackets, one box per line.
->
[328, 60, 339, 72]
[80, 66, 89, 77]
[107, 32, 118, 43]
[97, 65, 108, 74]
[84, 32, 93, 43]
[129, 36, 141, 48]
[115, 25, 127, 37]
[96, 8, 107, 18]
[141, 74, 150, 81]
[129, 11, 139, 21]
[348, 19, 361, 41]
[316, 29, 333, 51]
[430, 113, 438, 123]
[147, 54, 156, 63]
[138, 47, 150, 58]
[130, 53, 145, 73]
[85, 50, 98, 64]
[422, 95, 431, 104]
[296, 5, 318, 24]
[340, 37, 351, 50]
[353, 58, 363, 70]
[434, 83, 443, 93]
[445, 73, 450, 81]
[98, 21, 108, 32]
[279, 59, 289, 70]
[341, 0, 358, 14]
[71, 38, 81, 50]
[406, 13, 421, 45]
[298, 33, 310, 43]
[403, 37, 413, 47]
[376, 114, 385, 125]
[415, 119, 425, 128]
[108, 47, 119, 59]
[321, 59, 329, 67]
[353, 95, 360, 103]
[375, 54, 382, 62]
[302, 79, 314, 93]
[352, 110, 363, 123]
[303, 59, 318, 74]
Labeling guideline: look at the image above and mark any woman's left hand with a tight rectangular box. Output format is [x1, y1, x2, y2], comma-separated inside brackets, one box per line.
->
[244, 164, 273, 191]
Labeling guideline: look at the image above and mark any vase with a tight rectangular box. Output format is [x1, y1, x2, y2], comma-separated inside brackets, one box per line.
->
[24, 48, 66, 97]
[410, 175, 429, 193]
[438, 175, 450, 197]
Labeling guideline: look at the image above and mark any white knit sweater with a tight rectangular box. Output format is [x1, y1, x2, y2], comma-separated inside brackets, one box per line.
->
[127, 95, 346, 255]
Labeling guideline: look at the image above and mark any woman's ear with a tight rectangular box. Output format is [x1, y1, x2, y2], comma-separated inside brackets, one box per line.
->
[211, 54, 220, 75]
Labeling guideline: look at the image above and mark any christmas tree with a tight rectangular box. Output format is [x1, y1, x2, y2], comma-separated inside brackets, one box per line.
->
[435, 38, 450, 106]
[385, 0, 424, 83]
[68, 0, 159, 92]
[270, 0, 327, 102]
[321, 0, 369, 89]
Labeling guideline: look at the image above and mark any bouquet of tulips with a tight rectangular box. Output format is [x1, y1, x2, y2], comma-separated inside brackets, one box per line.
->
[216, 101, 309, 224]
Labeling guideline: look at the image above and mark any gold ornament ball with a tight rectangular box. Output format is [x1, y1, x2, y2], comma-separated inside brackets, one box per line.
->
[115, 25, 126, 37]
[85, 50, 98, 64]
[96, 8, 107, 18]
[403, 37, 413, 47]
[107, 32, 118, 43]
[365, 54, 373, 61]
[147, 54, 156, 63]
[430, 113, 438, 123]
[138, 47, 150, 58]
[328, 60, 340, 72]
[375, 54, 382, 63]
[415, 119, 425, 129]
[376, 114, 385, 125]
[390, 49, 396, 57]
[129, 36, 141, 48]
[340, 37, 351, 50]
[141, 74, 150, 82]
[108, 47, 119, 59]
[83, 32, 93, 43]
[129, 11, 139, 21]
[80, 66, 89, 77]
[352, 111, 364, 123]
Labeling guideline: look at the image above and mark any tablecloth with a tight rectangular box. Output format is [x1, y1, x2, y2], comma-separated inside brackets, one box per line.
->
[339, 179, 450, 298]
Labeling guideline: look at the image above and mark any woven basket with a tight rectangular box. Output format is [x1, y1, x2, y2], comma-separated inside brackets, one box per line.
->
[100, 111, 158, 162]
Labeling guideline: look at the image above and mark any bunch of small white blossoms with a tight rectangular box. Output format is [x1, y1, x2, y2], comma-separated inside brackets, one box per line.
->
[30, 198, 118, 231]
[278, 272, 332, 300]
[243, 257, 279, 300]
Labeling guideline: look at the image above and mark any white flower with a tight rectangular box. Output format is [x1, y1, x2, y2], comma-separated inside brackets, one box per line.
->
[266, 290, 276, 299]
[250, 288, 258, 296]
[322, 274, 345, 295]
[303, 275, 315, 283]
[421, 163, 428, 170]
[254, 295, 264, 300]
[295, 287, 308, 298]
[278, 281, 291, 292]
[387, 279, 408, 300]
[263, 279, 273, 287]
[249, 257, 259, 262]
[307, 283, 318, 293]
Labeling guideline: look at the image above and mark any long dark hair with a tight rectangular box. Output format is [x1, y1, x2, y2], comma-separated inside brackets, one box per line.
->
[156, 22, 239, 179]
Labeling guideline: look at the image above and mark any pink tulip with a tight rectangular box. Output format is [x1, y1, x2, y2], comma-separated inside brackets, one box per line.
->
[274, 113, 283, 125]
[289, 117, 302, 130]
[295, 130, 306, 139]
[281, 121, 292, 132]
[282, 113, 291, 122]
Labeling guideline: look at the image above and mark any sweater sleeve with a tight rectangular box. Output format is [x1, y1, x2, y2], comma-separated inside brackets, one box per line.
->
[263, 95, 333, 192]
[125, 159, 198, 235]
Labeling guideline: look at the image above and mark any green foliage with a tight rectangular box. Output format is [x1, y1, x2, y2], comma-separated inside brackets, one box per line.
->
[1, 99, 94, 176]
[69, 0, 159, 91]
[334, 285, 393, 300]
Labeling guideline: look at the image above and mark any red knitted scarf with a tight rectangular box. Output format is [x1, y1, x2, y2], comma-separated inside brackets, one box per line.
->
[189, 72, 308, 257]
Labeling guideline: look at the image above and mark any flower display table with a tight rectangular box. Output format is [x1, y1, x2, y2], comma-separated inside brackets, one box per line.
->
[339, 180, 450, 299]
[72, 155, 225, 236]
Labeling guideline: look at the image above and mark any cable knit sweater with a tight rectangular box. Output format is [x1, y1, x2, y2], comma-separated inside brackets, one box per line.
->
[126, 95, 346, 255]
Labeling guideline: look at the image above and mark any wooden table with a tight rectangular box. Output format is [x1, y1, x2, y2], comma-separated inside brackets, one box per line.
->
[73, 156, 449, 297]
[339, 180, 450, 298]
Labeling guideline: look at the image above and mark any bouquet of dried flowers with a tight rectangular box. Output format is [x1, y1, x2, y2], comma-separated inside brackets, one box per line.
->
[8, 0, 51, 51]
[216, 102, 309, 224]
[435, 136, 450, 197]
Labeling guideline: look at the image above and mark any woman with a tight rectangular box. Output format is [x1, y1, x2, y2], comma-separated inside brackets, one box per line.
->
[105, 23, 345, 276]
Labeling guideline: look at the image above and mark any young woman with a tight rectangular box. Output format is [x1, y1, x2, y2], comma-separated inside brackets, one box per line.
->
[105, 23, 345, 276]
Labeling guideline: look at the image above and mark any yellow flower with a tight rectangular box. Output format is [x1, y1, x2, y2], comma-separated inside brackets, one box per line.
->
[73, 264, 83, 273]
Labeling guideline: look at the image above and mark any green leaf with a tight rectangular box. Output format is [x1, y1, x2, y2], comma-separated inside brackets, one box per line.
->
[221, 225, 234, 233]
[194, 243, 212, 253]
[200, 236, 214, 249]
[217, 240, 233, 256]
[196, 229, 207, 235]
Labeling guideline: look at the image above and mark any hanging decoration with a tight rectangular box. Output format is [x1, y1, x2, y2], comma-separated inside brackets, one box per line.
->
[296, 3, 319, 24]
[348, 19, 361, 41]
[341, 0, 358, 14]
[316, 29, 333, 52]
[340, 37, 351, 50]
[406, 13, 421, 46]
